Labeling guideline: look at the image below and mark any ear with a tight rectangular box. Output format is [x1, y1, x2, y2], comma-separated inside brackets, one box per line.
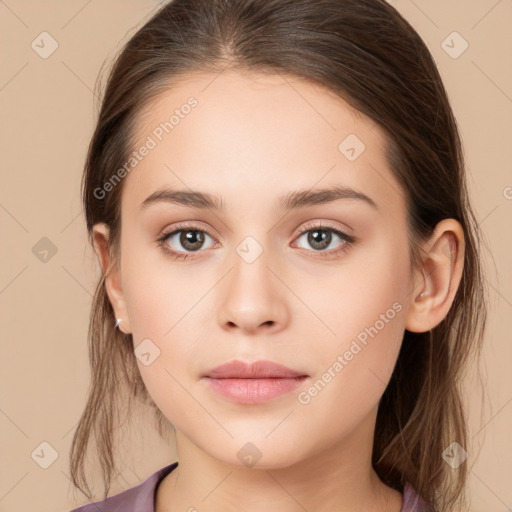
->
[92, 223, 132, 334]
[405, 219, 465, 333]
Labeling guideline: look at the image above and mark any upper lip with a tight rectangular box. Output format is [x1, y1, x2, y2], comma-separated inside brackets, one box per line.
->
[203, 360, 308, 379]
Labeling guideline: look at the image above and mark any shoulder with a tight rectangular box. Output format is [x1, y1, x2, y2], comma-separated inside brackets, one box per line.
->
[68, 462, 178, 512]
[401, 482, 431, 512]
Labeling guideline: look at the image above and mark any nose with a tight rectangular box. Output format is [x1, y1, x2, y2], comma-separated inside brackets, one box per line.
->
[216, 247, 290, 335]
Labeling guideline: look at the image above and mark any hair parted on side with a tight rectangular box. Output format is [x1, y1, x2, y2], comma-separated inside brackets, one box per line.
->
[70, 1, 488, 510]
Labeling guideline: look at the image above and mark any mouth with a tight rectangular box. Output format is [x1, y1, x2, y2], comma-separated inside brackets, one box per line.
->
[201, 359, 309, 404]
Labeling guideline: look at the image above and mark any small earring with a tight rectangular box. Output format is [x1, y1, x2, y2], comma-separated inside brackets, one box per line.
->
[417, 291, 428, 300]
[115, 318, 122, 329]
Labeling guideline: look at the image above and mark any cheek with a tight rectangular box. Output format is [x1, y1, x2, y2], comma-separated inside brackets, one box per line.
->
[120, 232, 203, 338]
[123, 269, 204, 388]
[120, 242, 211, 384]
[304, 232, 410, 400]
[121, 257, 207, 427]
[312, 229, 410, 346]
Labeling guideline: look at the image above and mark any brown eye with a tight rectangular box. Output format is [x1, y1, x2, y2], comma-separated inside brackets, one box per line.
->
[303, 229, 333, 251]
[157, 224, 216, 259]
[176, 230, 206, 251]
[295, 225, 354, 254]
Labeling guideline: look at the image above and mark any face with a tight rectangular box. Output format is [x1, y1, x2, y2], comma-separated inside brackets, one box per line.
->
[107, 70, 416, 468]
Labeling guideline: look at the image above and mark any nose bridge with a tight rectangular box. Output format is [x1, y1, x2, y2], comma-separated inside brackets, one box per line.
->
[230, 233, 275, 302]
[216, 231, 288, 332]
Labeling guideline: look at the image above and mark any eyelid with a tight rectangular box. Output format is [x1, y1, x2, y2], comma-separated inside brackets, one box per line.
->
[158, 220, 352, 239]
[157, 220, 356, 258]
[292, 221, 356, 254]
[156, 221, 218, 248]
[156, 222, 217, 260]
[296, 220, 353, 236]
[157, 221, 216, 241]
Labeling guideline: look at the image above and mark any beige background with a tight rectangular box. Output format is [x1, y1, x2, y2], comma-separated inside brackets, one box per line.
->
[0, 1, 510, 511]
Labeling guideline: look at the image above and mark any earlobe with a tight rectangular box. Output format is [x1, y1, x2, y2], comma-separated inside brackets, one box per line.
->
[92, 223, 132, 334]
[405, 219, 465, 333]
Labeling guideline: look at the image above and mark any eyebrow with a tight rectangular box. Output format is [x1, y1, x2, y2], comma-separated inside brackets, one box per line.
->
[139, 185, 378, 212]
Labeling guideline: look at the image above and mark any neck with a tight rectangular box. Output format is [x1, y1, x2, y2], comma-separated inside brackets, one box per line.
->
[155, 407, 403, 512]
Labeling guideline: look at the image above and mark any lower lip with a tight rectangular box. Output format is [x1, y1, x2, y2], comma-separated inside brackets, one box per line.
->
[202, 376, 309, 404]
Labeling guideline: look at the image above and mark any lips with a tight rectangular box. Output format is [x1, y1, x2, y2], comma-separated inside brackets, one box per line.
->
[201, 360, 309, 404]
[203, 359, 308, 379]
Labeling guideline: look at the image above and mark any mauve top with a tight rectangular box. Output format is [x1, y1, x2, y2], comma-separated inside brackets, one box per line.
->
[69, 462, 429, 512]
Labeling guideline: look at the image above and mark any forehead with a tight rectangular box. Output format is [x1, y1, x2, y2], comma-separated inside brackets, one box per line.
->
[122, 69, 404, 219]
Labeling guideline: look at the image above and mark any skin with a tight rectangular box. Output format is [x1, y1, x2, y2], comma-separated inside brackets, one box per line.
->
[92, 69, 465, 512]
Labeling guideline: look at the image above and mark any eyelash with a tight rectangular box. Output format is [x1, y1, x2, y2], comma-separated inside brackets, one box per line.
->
[156, 221, 356, 261]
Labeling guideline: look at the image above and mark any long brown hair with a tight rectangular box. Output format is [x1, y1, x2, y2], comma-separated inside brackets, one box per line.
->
[70, 1, 488, 510]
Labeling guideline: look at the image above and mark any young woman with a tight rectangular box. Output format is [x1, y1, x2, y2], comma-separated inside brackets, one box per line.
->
[68, 1, 487, 511]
